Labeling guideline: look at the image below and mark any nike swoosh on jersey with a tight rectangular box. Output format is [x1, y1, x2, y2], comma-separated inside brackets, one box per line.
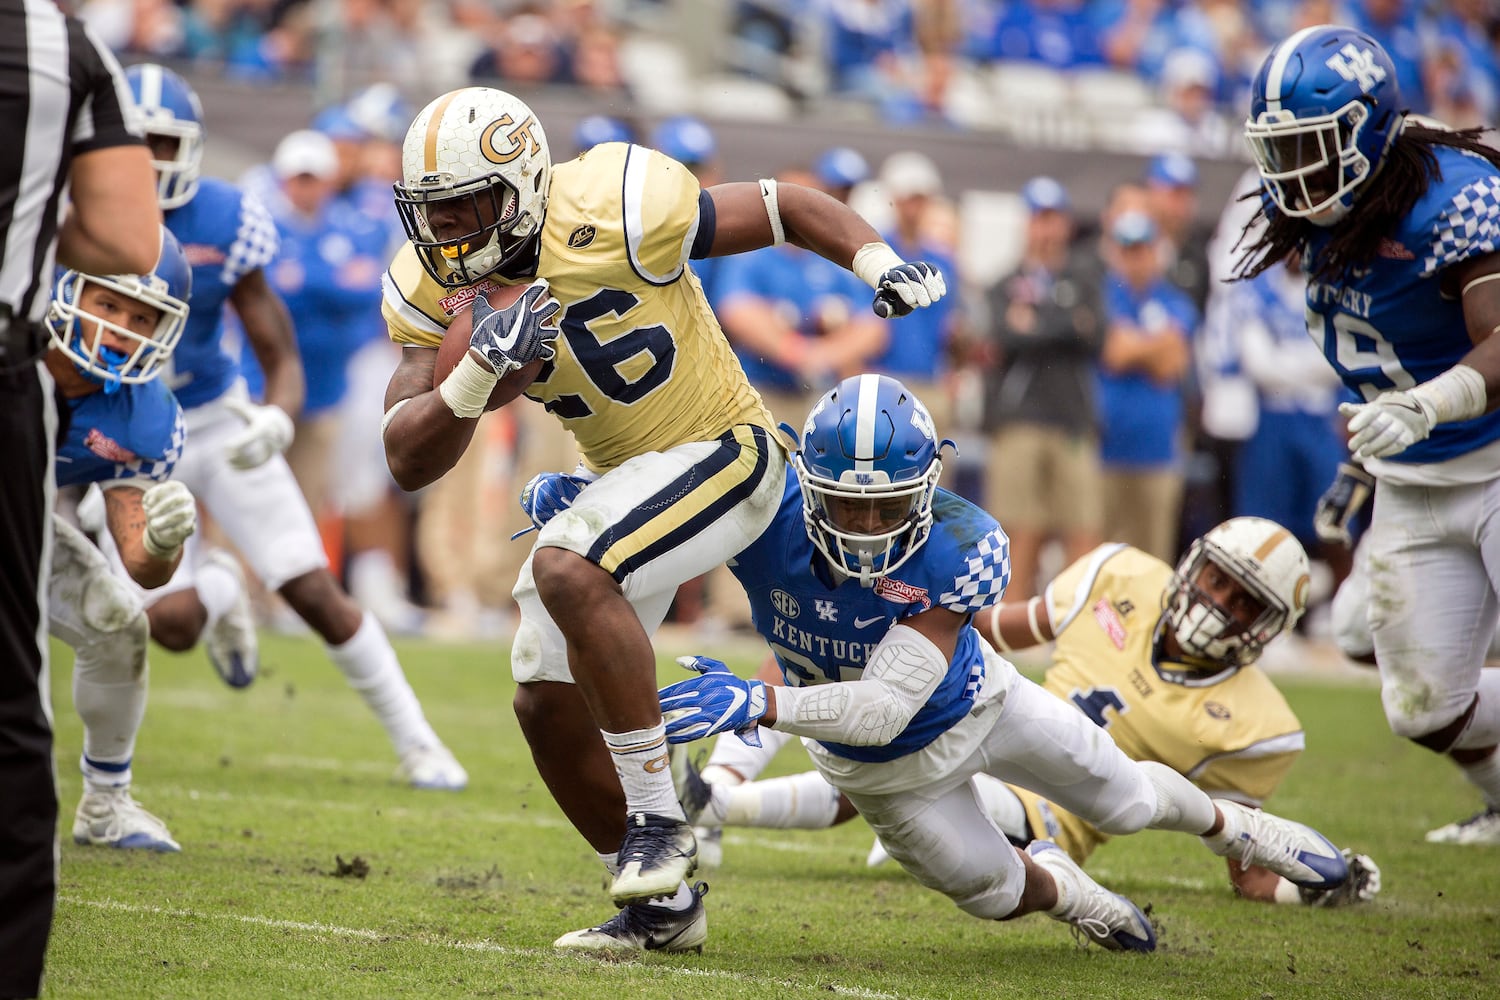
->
[854, 616, 885, 629]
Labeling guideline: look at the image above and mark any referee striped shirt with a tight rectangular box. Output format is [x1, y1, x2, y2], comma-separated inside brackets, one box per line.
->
[0, 0, 142, 324]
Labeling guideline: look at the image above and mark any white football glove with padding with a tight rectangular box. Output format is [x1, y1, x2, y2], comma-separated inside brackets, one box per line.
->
[141, 481, 197, 559]
[223, 397, 294, 470]
[1339, 393, 1434, 461]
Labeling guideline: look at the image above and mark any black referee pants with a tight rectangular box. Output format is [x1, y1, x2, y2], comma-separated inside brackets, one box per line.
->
[0, 359, 55, 999]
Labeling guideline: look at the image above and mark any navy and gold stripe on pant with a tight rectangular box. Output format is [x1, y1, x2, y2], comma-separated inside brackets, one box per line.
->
[589, 424, 773, 583]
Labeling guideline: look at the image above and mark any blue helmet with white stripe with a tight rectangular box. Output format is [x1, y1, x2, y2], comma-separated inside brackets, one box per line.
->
[1245, 24, 1404, 226]
[48, 226, 191, 392]
[125, 64, 205, 210]
[795, 374, 946, 585]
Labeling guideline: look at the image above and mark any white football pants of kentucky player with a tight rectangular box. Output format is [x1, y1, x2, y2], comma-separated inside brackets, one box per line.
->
[49, 515, 151, 786]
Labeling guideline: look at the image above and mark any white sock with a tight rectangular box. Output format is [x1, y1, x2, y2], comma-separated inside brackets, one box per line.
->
[1140, 760, 1217, 834]
[724, 771, 842, 829]
[655, 880, 696, 912]
[596, 851, 620, 877]
[1456, 747, 1500, 808]
[326, 611, 439, 755]
[80, 755, 132, 793]
[73, 632, 148, 787]
[705, 726, 792, 781]
[602, 723, 684, 819]
[195, 559, 241, 627]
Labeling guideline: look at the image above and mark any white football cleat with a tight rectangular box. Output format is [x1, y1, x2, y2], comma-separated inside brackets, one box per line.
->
[202, 549, 258, 689]
[612, 812, 698, 904]
[1027, 841, 1155, 952]
[554, 883, 708, 953]
[1204, 799, 1349, 889]
[1425, 807, 1500, 845]
[73, 788, 181, 852]
[397, 744, 468, 791]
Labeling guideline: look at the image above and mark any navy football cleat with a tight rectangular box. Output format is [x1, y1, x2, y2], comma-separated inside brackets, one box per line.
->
[1204, 799, 1349, 889]
[554, 882, 709, 953]
[611, 812, 698, 904]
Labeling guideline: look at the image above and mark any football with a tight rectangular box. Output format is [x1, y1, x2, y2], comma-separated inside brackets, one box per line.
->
[432, 282, 546, 412]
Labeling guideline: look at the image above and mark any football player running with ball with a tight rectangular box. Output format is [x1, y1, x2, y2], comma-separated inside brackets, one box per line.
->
[378, 87, 947, 950]
[1239, 25, 1500, 843]
[652, 375, 1350, 952]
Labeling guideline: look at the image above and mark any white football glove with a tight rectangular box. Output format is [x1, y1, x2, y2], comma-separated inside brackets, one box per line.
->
[141, 480, 197, 559]
[222, 398, 294, 470]
[872, 261, 948, 318]
[1339, 392, 1435, 461]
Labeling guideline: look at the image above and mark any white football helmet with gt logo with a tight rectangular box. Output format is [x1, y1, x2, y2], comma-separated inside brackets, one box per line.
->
[394, 87, 551, 288]
[1165, 516, 1311, 669]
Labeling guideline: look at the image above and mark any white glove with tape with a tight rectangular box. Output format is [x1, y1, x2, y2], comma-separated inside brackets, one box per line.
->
[223, 398, 294, 469]
[141, 481, 197, 559]
[1339, 364, 1489, 461]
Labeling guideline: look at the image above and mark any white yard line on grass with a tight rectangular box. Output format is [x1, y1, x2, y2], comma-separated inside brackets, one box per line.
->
[66, 897, 914, 1000]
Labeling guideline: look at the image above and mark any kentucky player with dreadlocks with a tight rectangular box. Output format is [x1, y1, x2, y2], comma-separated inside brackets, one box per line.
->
[1238, 25, 1500, 844]
[47, 227, 196, 851]
[642, 374, 1349, 954]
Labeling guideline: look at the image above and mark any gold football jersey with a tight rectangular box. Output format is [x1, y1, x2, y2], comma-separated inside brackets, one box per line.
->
[382, 142, 779, 473]
[1014, 543, 1305, 864]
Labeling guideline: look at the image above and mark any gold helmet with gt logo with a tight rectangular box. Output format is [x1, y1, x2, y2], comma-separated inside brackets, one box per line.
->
[394, 87, 551, 288]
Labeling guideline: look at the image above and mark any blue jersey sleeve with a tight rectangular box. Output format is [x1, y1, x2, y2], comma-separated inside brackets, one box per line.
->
[1420, 172, 1500, 278]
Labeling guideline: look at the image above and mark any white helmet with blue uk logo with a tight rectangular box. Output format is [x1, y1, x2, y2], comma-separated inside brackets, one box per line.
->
[795, 374, 952, 586]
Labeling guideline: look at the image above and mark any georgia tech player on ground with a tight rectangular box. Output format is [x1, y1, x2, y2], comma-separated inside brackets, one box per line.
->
[653, 375, 1350, 953]
[1239, 26, 1500, 843]
[47, 227, 196, 852]
[377, 86, 947, 949]
[119, 64, 467, 789]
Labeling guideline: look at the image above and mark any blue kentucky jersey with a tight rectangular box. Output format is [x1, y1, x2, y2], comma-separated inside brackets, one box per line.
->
[55, 379, 186, 490]
[730, 473, 1011, 763]
[1302, 144, 1500, 463]
[164, 176, 280, 409]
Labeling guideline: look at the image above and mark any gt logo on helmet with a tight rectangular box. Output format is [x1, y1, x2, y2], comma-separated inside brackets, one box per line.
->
[481, 114, 543, 165]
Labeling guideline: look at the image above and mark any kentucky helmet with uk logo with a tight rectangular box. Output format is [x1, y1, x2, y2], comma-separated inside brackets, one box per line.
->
[47, 225, 192, 392]
[795, 373, 952, 585]
[1244, 24, 1405, 226]
[125, 64, 206, 210]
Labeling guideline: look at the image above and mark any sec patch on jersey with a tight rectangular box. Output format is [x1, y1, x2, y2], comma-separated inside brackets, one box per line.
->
[432, 283, 546, 412]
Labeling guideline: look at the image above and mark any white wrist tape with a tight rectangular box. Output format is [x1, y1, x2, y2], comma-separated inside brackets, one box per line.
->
[1026, 597, 1047, 645]
[380, 396, 412, 437]
[759, 178, 785, 247]
[1411, 363, 1488, 424]
[851, 242, 905, 290]
[438, 351, 498, 419]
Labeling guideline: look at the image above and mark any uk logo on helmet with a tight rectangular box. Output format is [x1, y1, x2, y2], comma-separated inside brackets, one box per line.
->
[1325, 44, 1386, 92]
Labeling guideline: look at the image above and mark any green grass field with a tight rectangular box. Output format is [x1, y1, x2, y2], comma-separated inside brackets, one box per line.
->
[40, 631, 1500, 999]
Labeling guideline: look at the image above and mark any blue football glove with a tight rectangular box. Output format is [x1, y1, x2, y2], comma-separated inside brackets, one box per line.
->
[872, 261, 947, 318]
[659, 655, 768, 747]
[511, 471, 590, 540]
[469, 279, 562, 377]
[1313, 461, 1375, 547]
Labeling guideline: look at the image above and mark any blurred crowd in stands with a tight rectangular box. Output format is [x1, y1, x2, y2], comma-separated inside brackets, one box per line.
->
[74, 0, 1494, 650]
[78, 0, 1500, 134]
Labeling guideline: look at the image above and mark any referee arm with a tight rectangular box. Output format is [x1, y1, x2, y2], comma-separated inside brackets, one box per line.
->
[57, 142, 160, 275]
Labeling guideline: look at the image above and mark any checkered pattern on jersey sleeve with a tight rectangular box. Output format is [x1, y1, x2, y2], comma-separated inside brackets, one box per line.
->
[938, 527, 1011, 614]
[110, 405, 187, 485]
[221, 191, 279, 287]
[1422, 175, 1500, 277]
